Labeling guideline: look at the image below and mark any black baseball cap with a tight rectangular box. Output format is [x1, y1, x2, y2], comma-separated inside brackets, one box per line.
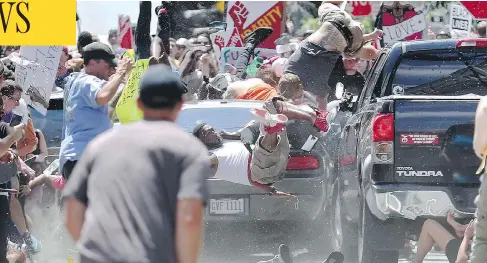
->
[83, 42, 118, 68]
[139, 65, 188, 108]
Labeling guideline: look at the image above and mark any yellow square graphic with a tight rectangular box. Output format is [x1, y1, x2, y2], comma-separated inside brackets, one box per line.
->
[0, 0, 76, 45]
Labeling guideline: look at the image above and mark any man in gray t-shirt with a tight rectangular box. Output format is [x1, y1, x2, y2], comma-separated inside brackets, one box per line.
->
[63, 65, 210, 263]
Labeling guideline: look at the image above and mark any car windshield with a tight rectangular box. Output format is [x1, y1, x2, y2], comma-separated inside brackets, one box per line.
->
[391, 51, 487, 96]
[177, 107, 255, 133]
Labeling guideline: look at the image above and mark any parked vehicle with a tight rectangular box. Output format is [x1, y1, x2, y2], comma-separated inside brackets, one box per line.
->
[328, 39, 487, 263]
[31, 90, 64, 164]
[177, 99, 337, 233]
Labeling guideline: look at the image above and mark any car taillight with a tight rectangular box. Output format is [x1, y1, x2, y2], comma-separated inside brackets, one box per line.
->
[372, 113, 394, 163]
[372, 114, 394, 142]
[286, 156, 319, 170]
[456, 39, 487, 48]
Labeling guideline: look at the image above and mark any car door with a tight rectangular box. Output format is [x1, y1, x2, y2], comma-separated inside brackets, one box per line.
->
[337, 52, 388, 221]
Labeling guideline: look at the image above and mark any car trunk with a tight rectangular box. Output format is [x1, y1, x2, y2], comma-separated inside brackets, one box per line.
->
[394, 98, 480, 186]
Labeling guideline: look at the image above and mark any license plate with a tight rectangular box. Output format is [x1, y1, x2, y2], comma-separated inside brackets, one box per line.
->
[209, 198, 246, 215]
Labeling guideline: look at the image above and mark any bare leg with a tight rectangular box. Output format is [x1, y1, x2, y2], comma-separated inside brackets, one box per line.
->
[25, 215, 34, 232]
[10, 197, 27, 235]
[272, 100, 317, 123]
[414, 219, 456, 263]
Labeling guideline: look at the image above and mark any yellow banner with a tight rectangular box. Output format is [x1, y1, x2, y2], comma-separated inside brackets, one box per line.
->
[115, 57, 149, 124]
[216, 1, 225, 14]
[0, 0, 76, 45]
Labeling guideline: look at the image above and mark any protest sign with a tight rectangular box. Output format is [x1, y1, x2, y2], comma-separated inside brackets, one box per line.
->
[115, 56, 149, 124]
[219, 47, 277, 72]
[13, 46, 62, 116]
[211, 1, 283, 61]
[350, 1, 372, 16]
[118, 14, 134, 49]
[450, 4, 472, 38]
[378, 2, 426, 44]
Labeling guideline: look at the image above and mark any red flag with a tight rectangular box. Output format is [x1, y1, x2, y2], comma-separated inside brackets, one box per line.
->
[118, 15, 133, 49]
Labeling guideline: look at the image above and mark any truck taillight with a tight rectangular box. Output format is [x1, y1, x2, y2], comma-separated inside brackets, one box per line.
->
[286, 156, 319, 170]
[456, 39, 487, 48]
[372, 113, 394, 163]
[372, 114, 394, 142]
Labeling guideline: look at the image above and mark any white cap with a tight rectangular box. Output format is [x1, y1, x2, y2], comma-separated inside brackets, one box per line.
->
[176, 38, 189, 47]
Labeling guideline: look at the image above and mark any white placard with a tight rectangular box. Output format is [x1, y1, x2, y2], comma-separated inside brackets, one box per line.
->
[219, 47, 276, 72]
[383, 12, 427, 43]
[450, 3, 472, 38]
[14, 46, 62, 116]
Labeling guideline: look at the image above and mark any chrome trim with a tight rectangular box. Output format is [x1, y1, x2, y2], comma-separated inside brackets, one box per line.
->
[371, 142, 393, 164]
[370, 189, 474, 220]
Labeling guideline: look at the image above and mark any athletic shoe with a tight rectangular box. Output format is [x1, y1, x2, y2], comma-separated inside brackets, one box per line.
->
[243, 27, 274, 46]
[278, 244, 293, 263]
[250, 108, 288, 128]
[322, 251, 344, 263]
[257, 244, 293, 263]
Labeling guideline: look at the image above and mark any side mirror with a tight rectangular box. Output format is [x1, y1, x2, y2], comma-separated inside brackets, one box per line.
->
[335, 82, 344, 100]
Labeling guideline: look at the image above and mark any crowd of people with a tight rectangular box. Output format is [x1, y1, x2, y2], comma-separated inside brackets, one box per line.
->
[0, 1, 486, 263]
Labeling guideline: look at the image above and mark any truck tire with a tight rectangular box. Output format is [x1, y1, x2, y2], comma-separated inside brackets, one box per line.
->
[330, 178, 358, 260]
[358, 194, 399, 263]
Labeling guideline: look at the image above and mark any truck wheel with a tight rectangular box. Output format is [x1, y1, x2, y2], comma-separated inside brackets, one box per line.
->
[358, 195, 399, 263]
[330, 179, 358, 260]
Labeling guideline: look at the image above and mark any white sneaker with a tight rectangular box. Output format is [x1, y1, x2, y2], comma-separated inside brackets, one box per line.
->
[251, 108, 288, 127]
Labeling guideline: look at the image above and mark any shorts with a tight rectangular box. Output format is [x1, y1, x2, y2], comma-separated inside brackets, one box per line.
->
[250, 128, 290, 185]
[62, 160, 78, 181]
[250, 98, 291, 184]
[445, 238, 462, 263]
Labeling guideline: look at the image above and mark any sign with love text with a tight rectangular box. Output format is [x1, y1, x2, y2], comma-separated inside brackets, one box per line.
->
[378, 2, 426, 44]
[212, 1, 283, 62]
[219, 47, 276, 72]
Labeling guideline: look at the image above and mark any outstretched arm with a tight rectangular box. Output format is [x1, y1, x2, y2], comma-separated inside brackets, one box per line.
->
[151, 4, 171, 58]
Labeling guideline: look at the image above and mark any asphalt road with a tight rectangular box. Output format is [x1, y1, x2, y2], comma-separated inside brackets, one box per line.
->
[31, 221, 449, 263]
[199, 223, 450, 263]
[25, 192, 449, 263]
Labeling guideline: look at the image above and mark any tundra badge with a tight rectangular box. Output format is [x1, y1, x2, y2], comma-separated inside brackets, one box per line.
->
[396, 167, 444, 177]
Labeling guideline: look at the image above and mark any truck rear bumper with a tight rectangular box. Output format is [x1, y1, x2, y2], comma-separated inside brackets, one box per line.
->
[367, 184, 477, 221]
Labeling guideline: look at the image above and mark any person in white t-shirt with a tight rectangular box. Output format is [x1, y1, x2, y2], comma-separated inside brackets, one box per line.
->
[193, 122, 292, 197]
[192, 96, 328, 197]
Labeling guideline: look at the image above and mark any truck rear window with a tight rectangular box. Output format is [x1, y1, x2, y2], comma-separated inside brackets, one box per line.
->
[390, 51, 487, 96]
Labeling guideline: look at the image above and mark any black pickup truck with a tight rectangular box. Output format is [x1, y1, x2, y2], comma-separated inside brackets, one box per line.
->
[326, 39, 487, 263]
